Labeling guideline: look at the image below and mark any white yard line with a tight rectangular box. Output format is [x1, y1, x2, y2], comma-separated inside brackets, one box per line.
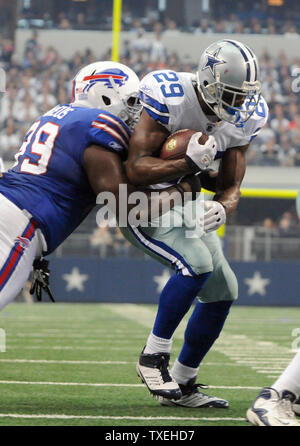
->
[6, 346, 135, 350]
[236, 359, 293, 362]
[0, 413, 246, 421]
[230, 350, 295, 359]
[0, 359, 272, 367]
[8, 334, 143, 340]
[0, 359, 134, 365]
[0, 380, 261, 389]
[252, 366, 286, 370]
[0, 381, 144, 387]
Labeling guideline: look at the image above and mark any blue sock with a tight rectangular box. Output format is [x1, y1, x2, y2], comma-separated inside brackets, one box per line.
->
[152, 272, 211, 339]
[178, 300, 232, 368]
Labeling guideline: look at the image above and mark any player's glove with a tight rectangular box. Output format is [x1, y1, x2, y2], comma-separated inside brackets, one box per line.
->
[204, 200, 226, 233]
[30, 258, 55, 303]
[185, 132, 217, 172]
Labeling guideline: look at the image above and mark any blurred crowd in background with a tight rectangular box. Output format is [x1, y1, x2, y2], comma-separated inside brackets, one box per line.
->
[0, 28, 300, 168]
[61, 202, 300, 260]
[53, 202, 299, 260]
[14, 0, 300, 36]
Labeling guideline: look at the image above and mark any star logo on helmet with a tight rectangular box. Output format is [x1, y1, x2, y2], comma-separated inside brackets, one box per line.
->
[202, 48, 226, 76]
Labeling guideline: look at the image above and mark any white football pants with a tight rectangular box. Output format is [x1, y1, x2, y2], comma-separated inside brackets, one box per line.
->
[0, 194, 46, 310]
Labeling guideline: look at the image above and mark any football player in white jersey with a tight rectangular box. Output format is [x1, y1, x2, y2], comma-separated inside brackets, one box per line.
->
[122, 39, 269, 408]
[246, 356, 300, 426]
[246, 190, 300, 426]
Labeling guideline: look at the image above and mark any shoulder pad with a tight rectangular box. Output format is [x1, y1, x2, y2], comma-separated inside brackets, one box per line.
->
[242, 95, 269, 139]
[89, 110, 130, 159]
[227, 96, 269, 147]
[139, 71, 171, 126]
[139, 70, 187, 127]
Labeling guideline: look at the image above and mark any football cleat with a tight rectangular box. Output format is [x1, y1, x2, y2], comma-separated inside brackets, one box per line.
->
[246, 387, 300, 426]
[136, 348, 182, 400]
[293, 396, 300, 416]
[159, 378, 229, 408]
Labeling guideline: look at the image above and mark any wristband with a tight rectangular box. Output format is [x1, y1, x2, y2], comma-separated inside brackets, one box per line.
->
[174, 183, 186, 201]
[184, 176, 201, 201]
[217, 201, 227, 211]
[213, 195, 227, 211]
[184, 155, 201, 173]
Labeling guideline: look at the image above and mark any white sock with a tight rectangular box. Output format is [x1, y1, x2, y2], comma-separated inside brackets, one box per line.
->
[170, 359, 199, 385]
[143, 332, 173, 354]
[273, 350, 300, 399]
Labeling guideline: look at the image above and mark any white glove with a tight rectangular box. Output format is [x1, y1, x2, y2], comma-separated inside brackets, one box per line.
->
[204, 200, 226, 233]
[185, 132, 217, 172]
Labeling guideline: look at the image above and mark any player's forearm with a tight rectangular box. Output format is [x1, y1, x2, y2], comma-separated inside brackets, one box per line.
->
[126, 156, 193, 186]
[213, 147, 247, 213]
[213, 186, 241, 214]
[199, 171, 218, 192]
[116, 177, 199, 225]
[141, 182, 193, 221]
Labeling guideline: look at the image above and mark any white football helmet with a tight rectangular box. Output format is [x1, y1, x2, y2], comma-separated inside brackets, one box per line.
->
[71, 61, 141, 129]
[197, 40, 261, 125]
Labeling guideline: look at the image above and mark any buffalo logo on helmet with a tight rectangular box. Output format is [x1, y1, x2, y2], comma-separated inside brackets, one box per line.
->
[82, 69, 129, 92]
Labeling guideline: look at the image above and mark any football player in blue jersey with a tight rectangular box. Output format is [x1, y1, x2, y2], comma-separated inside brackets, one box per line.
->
[0, 61, 199, 309]
[0, 68, 5, 174]
[122, 40, 269, 408]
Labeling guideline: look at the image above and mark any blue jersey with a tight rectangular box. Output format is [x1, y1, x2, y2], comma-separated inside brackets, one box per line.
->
[0, 104, 130, 254]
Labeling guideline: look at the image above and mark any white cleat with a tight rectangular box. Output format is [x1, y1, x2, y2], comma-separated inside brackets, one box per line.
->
[293, 396, 300, 416]
[159, 378, 229, 408]
[136, 348, 182, 400]
[246, 387, 300, 426]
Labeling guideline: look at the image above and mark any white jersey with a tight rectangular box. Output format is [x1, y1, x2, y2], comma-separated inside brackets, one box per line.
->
[139, 70, 268, 166]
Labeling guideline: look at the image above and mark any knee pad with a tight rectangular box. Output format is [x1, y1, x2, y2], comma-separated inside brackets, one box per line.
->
[197, 258, 238, 303]
[173, 236, 214, 276]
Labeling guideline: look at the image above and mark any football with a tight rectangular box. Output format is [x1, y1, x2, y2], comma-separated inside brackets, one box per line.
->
[160, 129, 209, 160]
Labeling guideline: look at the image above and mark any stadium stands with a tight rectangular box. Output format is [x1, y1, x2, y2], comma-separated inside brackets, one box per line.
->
[0, 31, 300, 167]
[1, 4, 300, 260]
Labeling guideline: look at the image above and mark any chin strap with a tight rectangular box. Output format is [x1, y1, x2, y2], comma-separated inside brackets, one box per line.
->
[30, 258, 55, 303]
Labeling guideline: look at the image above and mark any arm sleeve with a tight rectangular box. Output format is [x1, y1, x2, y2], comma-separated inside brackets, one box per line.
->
[139, 72, 170, 128]
[88, 111, 131, 161]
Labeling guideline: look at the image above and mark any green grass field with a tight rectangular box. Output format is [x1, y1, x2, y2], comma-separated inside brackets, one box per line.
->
[0, 302, 299, 427]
